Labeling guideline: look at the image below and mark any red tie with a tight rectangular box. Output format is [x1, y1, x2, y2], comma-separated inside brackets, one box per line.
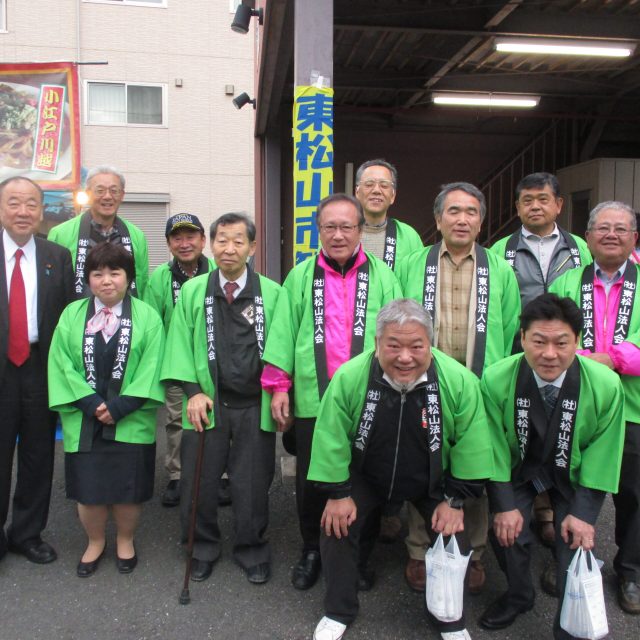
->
[8, 248, 30, 366]
[223, 281, 239, 304]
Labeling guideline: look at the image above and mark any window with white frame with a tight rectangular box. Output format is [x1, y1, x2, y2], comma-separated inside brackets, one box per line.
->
[86, 82, 167, 126]
[83, 0, 167, 8]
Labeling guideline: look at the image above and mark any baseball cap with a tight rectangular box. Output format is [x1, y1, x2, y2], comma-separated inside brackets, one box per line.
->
[165, 213, 205, 237]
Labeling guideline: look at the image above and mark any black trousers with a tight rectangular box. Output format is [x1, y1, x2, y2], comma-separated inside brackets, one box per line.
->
[294, 417, 328, 552]
[489, 483, 579, 640]
[613, 421, 640, 582]
[320, 469, 470, 633]
[0, 346, 57, 552]
[180, 403, 275, 568]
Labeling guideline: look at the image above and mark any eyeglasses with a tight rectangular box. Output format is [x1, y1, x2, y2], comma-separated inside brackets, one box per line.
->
[590, 225, 635, 236]
[358, 179, 395, 191]
[319, 223, 360, 235]
[91, 187, 123, 197]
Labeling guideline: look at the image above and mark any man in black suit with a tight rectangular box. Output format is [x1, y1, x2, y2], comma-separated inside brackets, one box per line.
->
[0, 176, 74, 564]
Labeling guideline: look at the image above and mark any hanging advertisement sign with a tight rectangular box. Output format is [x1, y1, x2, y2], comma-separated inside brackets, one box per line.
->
[0, 62, 81, 190]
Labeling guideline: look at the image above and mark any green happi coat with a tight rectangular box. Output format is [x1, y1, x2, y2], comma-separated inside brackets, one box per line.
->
[48, 213, 150, 296]
[48, 296, 166, 452]
[307, 348, 495, 484]
[396, 244, 521, 374]
[389, 218, 424, 267]
[145, 258, 216, 331]
[161, 269, 282, 432]
[262, 252, 402, 418]
[550, 265, 640, 423]
[480, 353, 625, 493]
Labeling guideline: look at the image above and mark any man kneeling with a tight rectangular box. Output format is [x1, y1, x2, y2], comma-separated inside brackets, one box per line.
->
[479, 294, 625, 638]
[307, 299, 495, 640]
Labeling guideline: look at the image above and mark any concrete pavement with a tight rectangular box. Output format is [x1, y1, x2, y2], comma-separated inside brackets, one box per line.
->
[1, 436, 639, 640]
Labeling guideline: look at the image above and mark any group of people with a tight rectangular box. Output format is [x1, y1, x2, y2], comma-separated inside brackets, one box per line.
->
[0, 161, 638, 640]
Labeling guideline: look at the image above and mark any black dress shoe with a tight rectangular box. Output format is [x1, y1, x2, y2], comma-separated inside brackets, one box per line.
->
[161, 479, 181, 507]
[357, 566, 375, 591]
[77, 544, 106, 578]
[218, 478, 232, 507]
[480, 594, 534, 630]
[116, 553, 138, 574]
[291, 550, 321, 590]
[246, 562, 271, 584]
[190, 558, 215, 582]
[8, 538, 57, 564]
[618, 579, 640, 614]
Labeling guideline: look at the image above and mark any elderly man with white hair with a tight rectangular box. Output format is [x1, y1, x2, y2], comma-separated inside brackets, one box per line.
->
[307, 298, 495, 640]
[550, 200, 640, 615]
[48, 165, 149, 298]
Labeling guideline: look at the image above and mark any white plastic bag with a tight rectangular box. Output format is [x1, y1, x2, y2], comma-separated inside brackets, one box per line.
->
[424, 533, 471, 622]
[560, 547, 608, 640]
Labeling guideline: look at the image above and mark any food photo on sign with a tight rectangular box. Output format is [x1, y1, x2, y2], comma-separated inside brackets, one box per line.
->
[0, 62, 81, 191]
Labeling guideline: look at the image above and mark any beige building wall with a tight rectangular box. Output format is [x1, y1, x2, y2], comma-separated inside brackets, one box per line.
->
[0, 0, 256, 264]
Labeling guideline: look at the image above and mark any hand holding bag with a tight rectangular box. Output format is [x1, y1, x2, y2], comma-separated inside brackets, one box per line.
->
[425, 533, 471, 622]
[560, 547, 608, 640]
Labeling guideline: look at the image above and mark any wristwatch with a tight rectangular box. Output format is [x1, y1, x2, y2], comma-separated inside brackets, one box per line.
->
[444, 495, 465, 509]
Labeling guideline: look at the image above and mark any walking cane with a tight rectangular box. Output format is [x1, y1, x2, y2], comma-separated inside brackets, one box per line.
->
[179, 427, 207, 604]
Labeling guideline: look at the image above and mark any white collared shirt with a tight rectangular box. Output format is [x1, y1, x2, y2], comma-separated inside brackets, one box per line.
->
[219, 268, 248, 299]
[3, 231, 38, 342]
[533, 369, 566, 390]
[521, 224, 560, 278]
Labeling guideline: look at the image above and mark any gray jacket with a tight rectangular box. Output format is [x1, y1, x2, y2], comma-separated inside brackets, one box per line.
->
[507, 228, 590, 309]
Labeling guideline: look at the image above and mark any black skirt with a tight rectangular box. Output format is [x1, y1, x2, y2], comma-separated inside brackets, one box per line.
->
[65, 437, 155, 505]
[65, 319, 156, 505]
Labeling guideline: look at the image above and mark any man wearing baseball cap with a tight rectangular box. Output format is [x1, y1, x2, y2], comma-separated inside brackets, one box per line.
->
[145, 213, 214, 506]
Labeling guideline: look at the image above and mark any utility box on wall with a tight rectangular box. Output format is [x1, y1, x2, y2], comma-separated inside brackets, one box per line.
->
[557, 158, 640, 238]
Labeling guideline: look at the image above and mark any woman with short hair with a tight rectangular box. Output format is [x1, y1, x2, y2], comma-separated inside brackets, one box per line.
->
[48, 242, 165, 577]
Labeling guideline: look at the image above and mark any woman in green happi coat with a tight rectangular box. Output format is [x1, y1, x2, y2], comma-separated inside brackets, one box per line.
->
[48, 242, 164, 578]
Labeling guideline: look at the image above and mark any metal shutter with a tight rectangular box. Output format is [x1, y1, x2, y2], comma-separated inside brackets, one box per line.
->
[118, 202, 169, 270]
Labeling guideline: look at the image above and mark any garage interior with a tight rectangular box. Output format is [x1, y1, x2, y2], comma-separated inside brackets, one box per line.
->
[251, 0, 640, 277]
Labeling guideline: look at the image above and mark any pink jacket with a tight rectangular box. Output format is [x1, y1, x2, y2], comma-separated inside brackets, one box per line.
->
[576, 273, 640, 375]
[261, 248, 368, 393]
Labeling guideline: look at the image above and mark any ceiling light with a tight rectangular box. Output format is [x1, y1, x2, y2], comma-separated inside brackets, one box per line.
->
[432, 92, 540, 108]
[495, 38, 635, 58]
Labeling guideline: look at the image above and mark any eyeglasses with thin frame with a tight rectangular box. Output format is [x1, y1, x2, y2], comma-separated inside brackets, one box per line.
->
[358, 179, 395, 191]
[590, 225, 635, 237]
[91, 186, 123, 197]
[319, 223, 361, 235]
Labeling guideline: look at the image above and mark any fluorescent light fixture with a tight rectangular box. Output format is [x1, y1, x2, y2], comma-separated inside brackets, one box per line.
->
[432, 92, 540, 108]
[495, 38, 636, 58]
